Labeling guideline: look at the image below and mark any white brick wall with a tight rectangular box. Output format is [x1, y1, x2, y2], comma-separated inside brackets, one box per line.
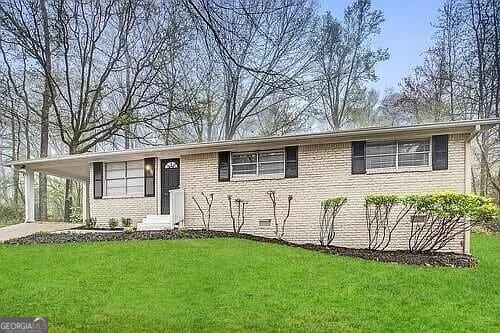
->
[89, 134, 468, 252]
[181, 135, 468, 252]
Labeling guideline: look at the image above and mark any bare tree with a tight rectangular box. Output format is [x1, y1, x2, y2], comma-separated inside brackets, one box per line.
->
[186, 0, 316, 139]
[314, 1, 389, 130]
[0, 0, 54, 220]
[1, 0, 185, 220]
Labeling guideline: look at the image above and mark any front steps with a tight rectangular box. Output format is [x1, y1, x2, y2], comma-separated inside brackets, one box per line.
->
[136, 215, 172, 231]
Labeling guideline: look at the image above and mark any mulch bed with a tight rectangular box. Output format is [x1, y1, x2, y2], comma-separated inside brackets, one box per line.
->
[4, 229, 476, 268]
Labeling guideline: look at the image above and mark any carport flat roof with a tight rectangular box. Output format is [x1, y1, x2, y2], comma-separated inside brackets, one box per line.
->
[3, 118, 499, 181]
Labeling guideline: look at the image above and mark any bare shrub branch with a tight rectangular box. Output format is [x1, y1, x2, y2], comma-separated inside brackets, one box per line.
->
[192, 192, 214, 230]
[267, 190, 293, 240]
[228, 195, 247, 233]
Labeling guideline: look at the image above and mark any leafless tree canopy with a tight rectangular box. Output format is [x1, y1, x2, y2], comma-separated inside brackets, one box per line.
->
[0, 0, 498, 223]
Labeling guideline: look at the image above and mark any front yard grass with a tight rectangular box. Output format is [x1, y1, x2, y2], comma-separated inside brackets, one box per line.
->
[0, 233, 498, 332]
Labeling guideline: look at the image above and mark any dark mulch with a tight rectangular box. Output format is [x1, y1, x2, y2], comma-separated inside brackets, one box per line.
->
[4, 229, 476, 268]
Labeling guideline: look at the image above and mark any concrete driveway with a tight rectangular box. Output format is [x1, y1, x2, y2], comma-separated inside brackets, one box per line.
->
[0, 222, 81, 242]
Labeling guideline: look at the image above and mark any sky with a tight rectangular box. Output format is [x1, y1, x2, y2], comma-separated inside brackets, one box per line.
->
[319, 0, 444, 93]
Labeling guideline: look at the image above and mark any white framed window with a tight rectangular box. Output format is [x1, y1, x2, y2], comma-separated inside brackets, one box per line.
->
[105, 160, 144, 196]
[366, 141, 397, 169]
[366, 139, 430, 170]
[397, 140, 430, 167]
[231, 150, 285, 178]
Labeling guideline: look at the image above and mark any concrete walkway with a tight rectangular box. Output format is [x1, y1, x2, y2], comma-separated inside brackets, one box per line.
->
[0, 222, 81, 242]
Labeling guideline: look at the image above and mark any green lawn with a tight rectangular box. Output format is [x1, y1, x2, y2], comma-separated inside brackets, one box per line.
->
[0, 234, 498, 332]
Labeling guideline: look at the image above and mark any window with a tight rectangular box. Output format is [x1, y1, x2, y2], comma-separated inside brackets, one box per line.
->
[366, 139, 430, 170]
[105, 160, 144, 196]
[144, 158, 155, 197]
[398, 140, 430, 167]
[231, 150, 285, 178]
[93, 162, 103, 199]
[366, 141, 397, 169]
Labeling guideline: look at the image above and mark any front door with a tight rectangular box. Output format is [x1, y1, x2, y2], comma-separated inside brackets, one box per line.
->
[161, 159, 180, 215]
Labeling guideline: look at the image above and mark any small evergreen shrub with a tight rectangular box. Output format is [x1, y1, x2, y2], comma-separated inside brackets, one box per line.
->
[69, 206, 82, 223]
[121, 217, 132, 227]
[108, 218, 118, 229]
[85, 217, 97, 229]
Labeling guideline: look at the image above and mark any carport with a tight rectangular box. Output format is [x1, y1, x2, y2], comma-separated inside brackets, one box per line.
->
[7, 155, 91, 222]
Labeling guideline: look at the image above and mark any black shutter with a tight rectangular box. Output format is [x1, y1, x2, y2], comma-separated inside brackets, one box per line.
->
[218, 151, 230, 182]
[144, 158, 155, 197]
[432, 135, 448, 170]
[352, 141, 366, 174]
[93, 162, 103, 199]
[285, 146, 298, 178]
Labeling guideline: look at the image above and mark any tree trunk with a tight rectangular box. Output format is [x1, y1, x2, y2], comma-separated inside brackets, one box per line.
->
[11, 114, 19, 206]
[38, 0, 52, 221]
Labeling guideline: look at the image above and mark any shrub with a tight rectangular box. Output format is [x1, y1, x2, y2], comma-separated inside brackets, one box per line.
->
[123, 226, 134, 234]
[108, 218, 118, 229]
[192, 192, 214, 230]
[0, 203, 23, 226]
[319, 197, 347, 246]
[406, 192, 496, 252]
[228, 195, 248, 234]
[267, 190, 293, 240]
[121, 217, 132, 227]
[69, 206, 82, 223]
[85, 217, 97, 229]
[365, 195, 414, 250]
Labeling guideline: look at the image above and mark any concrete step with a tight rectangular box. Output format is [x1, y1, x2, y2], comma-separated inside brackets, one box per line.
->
[136, 222, 171, 231]
[145, 215, 171, 222]
[137, 215, 172, 231]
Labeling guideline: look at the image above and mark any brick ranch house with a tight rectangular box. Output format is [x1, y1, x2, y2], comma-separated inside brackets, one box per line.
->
[7, 119, 499, 253]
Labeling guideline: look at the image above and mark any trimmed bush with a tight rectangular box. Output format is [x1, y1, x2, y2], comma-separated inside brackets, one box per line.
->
[69, 206, 82, 223]
[121, 217, 132, 227]
[365, 195, 414, 250]
[108, 218, 118, 229]
[319, 197, 347, 246]
[85, 217, 97, 229]
[365, 192, 497, 252]
[406, 192, 496, 252]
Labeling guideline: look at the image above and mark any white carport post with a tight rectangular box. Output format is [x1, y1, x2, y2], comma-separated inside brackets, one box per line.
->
[82, 181, 90, 221]
[24, 168, 35, 222]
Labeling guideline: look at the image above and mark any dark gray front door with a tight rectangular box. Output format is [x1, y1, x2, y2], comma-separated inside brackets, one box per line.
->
[161, 159, 180, 215]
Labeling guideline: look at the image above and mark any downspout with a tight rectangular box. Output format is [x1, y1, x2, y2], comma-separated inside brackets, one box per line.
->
[463, 125, 481, 254]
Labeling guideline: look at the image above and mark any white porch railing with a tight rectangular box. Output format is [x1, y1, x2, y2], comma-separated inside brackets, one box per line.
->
[169, 189, 184, 228]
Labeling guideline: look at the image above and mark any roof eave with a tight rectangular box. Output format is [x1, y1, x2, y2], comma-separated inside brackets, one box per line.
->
[4, 118, 499, 168]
